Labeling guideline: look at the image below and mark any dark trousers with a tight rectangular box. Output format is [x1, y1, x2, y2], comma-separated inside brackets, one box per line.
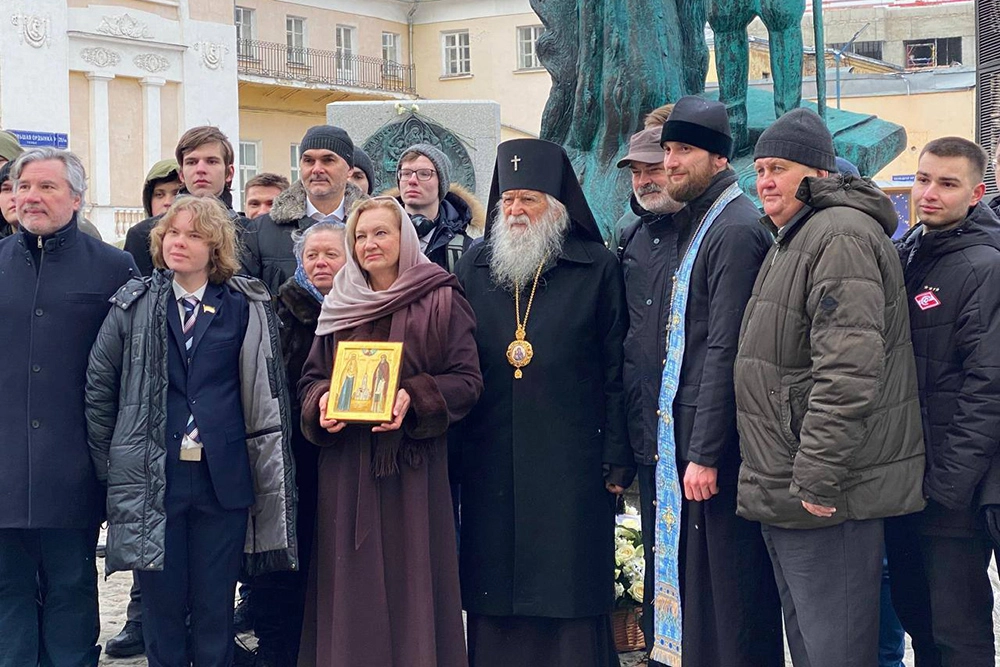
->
[638, 464, 783, 667]
[137, 459, 247, 667]
[885, 512, 995, 667]
[253, 466, 317, 664]
[126, 572, 142, 623]
[878, 553, 905, 667]
[0, 526, 101, 667]
[762, 518, 883, 667]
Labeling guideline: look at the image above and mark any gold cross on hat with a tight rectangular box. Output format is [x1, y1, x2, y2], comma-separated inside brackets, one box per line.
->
[511, 155, 521, 172]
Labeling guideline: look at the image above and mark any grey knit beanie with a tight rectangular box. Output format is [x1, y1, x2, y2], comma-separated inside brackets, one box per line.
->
[398, 143, 451, 202]
[299, 125, 354, 167]
[754, 108, 836, 172]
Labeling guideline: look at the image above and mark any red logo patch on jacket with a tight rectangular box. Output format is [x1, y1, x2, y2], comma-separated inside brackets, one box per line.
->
[915, 291, 941, 311]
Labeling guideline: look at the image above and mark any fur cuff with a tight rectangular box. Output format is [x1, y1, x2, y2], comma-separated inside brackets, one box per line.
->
[401, 373, 449, 441]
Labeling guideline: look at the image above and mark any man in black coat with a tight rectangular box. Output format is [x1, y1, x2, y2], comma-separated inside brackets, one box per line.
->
[124, 126, 243, 277]
[242, 125, 366, 296]
[0, 147, 137, 667]
[391, 143, 484, 272]
[625, 97, 781, 666]
[886, 137, 1000, 667]
[455, 139, 634, 667]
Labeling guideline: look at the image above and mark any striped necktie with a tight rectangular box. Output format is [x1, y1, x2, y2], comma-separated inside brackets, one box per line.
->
[180, 296, 202, 453]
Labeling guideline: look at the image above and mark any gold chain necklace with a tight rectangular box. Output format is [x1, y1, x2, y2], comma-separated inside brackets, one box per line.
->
[506, 258, 546, 379]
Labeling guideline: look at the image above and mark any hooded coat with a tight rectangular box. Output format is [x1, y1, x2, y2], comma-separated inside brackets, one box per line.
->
[734, 174, 926, 529]
[0, 162, 13, 238]
[382, 184, 485, 272]
[84, 272, 298, 576]
[242, 180, 366, 296]
[896, 203, 1000, 532]
[141, 159, 180, 218]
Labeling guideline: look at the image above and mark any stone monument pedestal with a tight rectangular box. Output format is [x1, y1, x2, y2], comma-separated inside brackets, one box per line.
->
[328, 100, 501, 204]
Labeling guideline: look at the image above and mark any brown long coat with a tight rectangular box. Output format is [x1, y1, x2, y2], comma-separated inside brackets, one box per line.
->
[297, 284, 482, 667]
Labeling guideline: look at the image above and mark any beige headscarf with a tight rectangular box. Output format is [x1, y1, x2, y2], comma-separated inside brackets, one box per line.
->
[315, 197, 452, 335]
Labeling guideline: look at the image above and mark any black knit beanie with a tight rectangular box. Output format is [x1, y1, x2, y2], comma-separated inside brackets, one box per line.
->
[353, 147, 375, 194]
[754, 108, 837, 172]
[299, 126, 354, 167]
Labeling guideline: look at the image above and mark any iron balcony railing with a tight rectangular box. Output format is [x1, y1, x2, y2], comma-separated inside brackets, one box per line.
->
[236, 39, 416, 95]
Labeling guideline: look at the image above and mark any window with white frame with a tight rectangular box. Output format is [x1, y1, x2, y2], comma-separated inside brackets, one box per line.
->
[336, 25, 357, 81]
[235, 6, 255, 58]
[383, 31, 402, 78]
[286, 16, 306, 65]
[442, 31, 471, 77]
[290, 143, 301, 183]
[517, 25, 543, 69]
[239, 141, 260, 191]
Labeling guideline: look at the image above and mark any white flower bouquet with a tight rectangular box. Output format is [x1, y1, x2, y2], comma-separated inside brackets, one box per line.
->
[614, 503, 645, 607]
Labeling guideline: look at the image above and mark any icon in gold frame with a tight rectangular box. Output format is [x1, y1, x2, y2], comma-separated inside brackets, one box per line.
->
[326, 341, 404, 423]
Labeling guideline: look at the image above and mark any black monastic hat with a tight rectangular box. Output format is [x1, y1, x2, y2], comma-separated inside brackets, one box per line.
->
[660, 96, 733, 159]
[486, 138, 603, 243]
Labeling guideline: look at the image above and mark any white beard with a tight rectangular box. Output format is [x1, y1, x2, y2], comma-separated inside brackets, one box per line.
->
[489, 198, 570, 293]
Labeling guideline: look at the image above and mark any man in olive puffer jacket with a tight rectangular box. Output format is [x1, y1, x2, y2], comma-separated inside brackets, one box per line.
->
[734, 108, 925, 667]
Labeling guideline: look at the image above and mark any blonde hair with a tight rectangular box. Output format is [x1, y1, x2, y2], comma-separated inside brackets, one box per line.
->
[345, 197, 402, 247]
[644, 103, 675, 129]
[150, 196, 242, 283]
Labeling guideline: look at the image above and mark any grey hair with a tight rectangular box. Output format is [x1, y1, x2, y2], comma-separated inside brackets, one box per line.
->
[11, 147, 88, 209]
[291, 221, 346, 262]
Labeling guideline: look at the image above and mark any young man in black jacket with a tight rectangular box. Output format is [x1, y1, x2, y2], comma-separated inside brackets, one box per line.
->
[886, 136, 1000, 667]
[125, 127, 242, 276]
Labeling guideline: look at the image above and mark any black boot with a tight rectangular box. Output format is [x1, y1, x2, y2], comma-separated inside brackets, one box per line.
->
[105, 620, 145, 658]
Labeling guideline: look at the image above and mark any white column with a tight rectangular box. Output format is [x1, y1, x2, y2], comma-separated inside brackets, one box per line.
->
[140, 77, 166, 171]
[86, 71, 114, 207]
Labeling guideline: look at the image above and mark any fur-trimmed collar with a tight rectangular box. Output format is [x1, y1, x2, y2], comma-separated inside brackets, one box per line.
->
[379, 183, 485, 237]
[269, 180, 366, 226]
[277, 278, 321, 325]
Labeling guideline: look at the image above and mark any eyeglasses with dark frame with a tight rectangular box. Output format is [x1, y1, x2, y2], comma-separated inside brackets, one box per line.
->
[397, 168, 437, 182]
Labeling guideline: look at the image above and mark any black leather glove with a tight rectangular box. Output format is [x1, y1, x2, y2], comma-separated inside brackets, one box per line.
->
[983, 505, 1000, 548]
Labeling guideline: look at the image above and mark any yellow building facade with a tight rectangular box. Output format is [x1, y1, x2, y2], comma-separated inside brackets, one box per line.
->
[0, 0, 977, 239]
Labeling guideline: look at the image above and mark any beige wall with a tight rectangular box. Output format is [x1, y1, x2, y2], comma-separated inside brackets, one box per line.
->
[189, 0, 237, 25]
[413, 13, 551, 137]
[69, 72, 183, 210]
[161, 82, 180, 162]
[232, 0, 409, 62]
[69, 0, 178, 20]
[239, 108, 325, 184]
[834, 88, 975, 180]
[68, 72, 91, 183]
[108, 77, 145, 206]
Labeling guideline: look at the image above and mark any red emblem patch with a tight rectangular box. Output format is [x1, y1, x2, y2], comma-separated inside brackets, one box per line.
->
[914, 291, 941, 311]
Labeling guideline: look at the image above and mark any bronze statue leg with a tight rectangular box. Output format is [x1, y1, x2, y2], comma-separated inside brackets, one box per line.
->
[708, 0, 760, 151]
[760, 0, 805, 117]
[676, 0, 710, 95]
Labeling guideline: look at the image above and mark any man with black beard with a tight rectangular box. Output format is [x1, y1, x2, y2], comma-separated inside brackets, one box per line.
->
[456, 138, 634, 667]
[639, 96, 782, 667]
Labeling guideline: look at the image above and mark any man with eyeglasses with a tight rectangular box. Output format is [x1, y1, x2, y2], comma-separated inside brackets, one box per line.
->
[392, 144, 483, 274]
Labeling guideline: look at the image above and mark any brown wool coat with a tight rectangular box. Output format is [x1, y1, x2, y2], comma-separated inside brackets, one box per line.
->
[297, 284, 482, 667]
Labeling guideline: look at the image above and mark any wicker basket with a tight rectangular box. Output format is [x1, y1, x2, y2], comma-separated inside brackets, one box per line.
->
[611, 605, 645, 653]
